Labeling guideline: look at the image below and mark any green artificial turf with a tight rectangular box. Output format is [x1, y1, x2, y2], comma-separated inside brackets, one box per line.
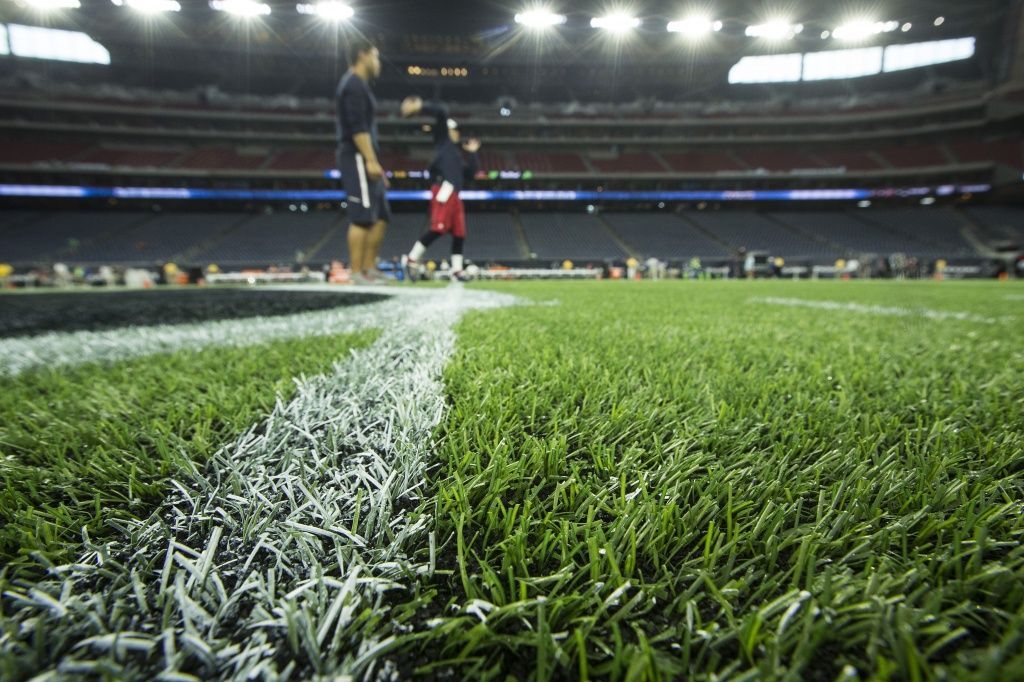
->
[2, 280, 1022, 681]
[0, 329, 378, 578]
[394, 281, 1024, 681]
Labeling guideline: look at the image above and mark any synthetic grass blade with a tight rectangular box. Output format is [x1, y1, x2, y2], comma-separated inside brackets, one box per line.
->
[1, 286, 517, 681]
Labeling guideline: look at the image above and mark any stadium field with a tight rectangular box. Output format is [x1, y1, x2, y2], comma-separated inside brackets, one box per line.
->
[1, 280, 1022, 681]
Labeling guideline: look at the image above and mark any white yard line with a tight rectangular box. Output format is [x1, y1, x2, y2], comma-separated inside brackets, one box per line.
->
[0, 285, 427, 377]
[1, 285, 516, 681]
[750, 296, 1014, 325]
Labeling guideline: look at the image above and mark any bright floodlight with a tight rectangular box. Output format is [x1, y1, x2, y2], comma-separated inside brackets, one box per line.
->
[209, 0, 271, 17]
[296, 1, 353, 21]
[111, 0, 181, 12]
[745, 21, 803, 40]
[591, 13, 641, 32]
[883, 37, 975, 72]
[728, 52, 802, 83]
[803, 46, 883, 80]
[8, 23, 110, 64]
[832, 20, 899, 42]
[23, 0, 81, 9]
[514, 9, 566, 28]
[667, 16, 723, 37]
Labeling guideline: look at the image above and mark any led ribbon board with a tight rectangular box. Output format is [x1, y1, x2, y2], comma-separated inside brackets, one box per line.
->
[0, 184, 992, 201]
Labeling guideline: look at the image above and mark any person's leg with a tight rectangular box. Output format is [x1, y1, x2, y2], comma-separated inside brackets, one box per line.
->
[347, 224, 368, 274]
[364, 219, 387, 274]
[451, 236, 465, 274]
[450, 195, 467, 276]
[362, 183, 391, 275]
[409, 230, 441, 261]
[410, 185, 445, 264]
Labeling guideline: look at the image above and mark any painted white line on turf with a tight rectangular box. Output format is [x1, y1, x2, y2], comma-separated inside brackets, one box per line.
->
[1005, 295, 1024, 302]
[750, 296, 1013, 324]
[0, 285, 427, 377]
[1, 285, 517, 681]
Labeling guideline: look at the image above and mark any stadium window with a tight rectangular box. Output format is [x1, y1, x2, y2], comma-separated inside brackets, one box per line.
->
[883, 37, 975, 72]
[727, 53, 802, 83]
[0, 25, 8, 56]
[7, 24, 110, 64]
[802, 46, 883, 80]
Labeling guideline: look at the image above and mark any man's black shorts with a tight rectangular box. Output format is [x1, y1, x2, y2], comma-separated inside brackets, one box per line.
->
[339, 151, 391, 226]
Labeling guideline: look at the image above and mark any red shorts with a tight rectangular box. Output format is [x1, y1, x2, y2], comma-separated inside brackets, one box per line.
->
[429, 185, 466, 238]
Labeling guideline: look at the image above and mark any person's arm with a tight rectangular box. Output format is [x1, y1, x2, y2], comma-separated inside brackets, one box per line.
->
[420, 101, 450, 145]
[401, 97, 450, 145]
[462, 138, 481, 183]
[353, 133, 383, 180]
[344, 86, 383, 180]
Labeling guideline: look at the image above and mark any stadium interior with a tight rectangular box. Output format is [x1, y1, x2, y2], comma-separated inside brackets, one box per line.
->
[0, 0, 1022, 280]
[3, 3, 1024, 681]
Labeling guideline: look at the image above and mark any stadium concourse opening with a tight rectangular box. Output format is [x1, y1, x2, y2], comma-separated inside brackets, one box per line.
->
[1, 0, 1023, 680]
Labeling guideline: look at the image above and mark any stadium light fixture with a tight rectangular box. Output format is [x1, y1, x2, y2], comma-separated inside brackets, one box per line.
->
[22, 0, 81, 9]
[7, 23, 110, 64]
[514, 9, 566, 28]
[667, 16, 723, 37]
[111, 0, 182, 13]
[883, 37, 975, 72]
[803, 46, 883, 80]
[209, 0, 271, 17]
[745, 21, 803, 40]
[832, 20, 899, 42]
[728, 52, 802, 83]
[591, 13, 642, 33]
[296, 1, 354, 22]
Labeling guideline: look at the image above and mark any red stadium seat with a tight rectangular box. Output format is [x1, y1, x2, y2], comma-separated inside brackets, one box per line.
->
[814, 150, 885, 171]
[877, 144, 948, 168]
[0, 139, 90, 165]
[175, 147, 269, 170]
[265, 148, 335, 171]
[948, 135, 1024, 169]
[737, 150, 825, 172]
[514, 152, 588, 173]
[661, 152, 744, 173]
[590, 152, 661, 173]
[77, 147, 184, 167]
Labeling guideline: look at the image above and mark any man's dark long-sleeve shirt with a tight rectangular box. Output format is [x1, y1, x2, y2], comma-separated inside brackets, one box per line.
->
[421, 102, 479, 192]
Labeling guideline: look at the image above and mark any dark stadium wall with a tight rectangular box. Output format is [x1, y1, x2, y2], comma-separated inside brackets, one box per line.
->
[1006, 0, 1024, 82]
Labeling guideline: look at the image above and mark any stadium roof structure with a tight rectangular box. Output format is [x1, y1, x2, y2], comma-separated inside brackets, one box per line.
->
[0, 0, 1016, 102]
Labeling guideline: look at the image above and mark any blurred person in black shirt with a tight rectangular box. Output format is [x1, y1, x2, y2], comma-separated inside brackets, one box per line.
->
[335, 38, 389, 284]
[399, 97, 481, 281]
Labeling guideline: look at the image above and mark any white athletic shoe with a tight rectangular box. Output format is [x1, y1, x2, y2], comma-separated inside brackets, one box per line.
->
[401, 255, 418, 283]
[366, 270, 394, 285]
[351, 272, 372, 286]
